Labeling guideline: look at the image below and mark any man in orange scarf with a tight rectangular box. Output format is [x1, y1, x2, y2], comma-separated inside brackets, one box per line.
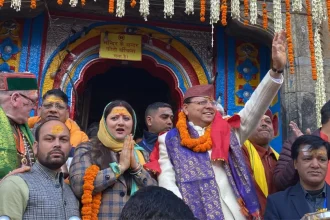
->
[28, 89, 88, 174]
[242, 109, 279, 215]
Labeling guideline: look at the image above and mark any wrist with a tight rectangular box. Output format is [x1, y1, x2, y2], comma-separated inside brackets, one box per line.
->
[271, 66, 284, 74]
[130, 163, 141, 172]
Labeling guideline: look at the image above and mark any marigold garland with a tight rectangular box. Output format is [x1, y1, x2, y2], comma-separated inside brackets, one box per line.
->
[30, 0, 36, 9]
[0, 0, 4, 7]
[130, 0, 136, 8]
[285, 0, 294, 74]
[81, 165, 102, 220]
[262, 3, 268, 29]
[57, 0, 63, 5]
[306, 0, 317, 80]
[200, 0, 206, 22]
[109, 0, 115, 13]
[81, 0, 85, 6]
[327, 0, 330, 35]
[176, 111, 212, 152]
[221, 0, 227, 26]
[243, 0, 249, 25]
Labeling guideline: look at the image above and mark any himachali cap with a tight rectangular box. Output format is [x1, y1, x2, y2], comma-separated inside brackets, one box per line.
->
[183, 84, 215, 101]
[0, 72, 38, 91]
[265, 109, 279, 136]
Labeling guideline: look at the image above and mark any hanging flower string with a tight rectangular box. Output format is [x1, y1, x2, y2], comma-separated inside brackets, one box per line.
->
[306, 0, 317, 80]
[30, 0, 36, 8]
[231, 0, 240, 20]
[81, 0, 85, 6]
[0, 0, 4, 7]
[200, 0, 206, 22]
[249, 0, 257, 24]
[116, 0, 125, 17]
[285, 0, 294, 74]
[57, 0, 63, 5]
[185, 0, 194, 15]
[221, 0, 228, 26]
[164, 0, 174, 18]
[244, 0, 249, 25]
[130, 0, 136, 8]
[273, 0, 282, 33]
[292, 0, 302, 12]
[327, 0, 330, 34]
[262, 2, 268, 29]
[81, 165, 102, 220]
[139, 0, 150, 21]
[11, 0, 21, 11]
[109, 0, 115, 13]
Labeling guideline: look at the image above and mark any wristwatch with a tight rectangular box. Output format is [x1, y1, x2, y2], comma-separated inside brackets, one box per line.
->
[272, 67, 284, 74]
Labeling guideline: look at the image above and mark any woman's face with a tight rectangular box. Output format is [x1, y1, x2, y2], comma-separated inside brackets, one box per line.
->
[106, 106, 134, 141]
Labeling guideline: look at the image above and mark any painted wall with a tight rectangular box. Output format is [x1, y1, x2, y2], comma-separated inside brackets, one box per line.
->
[216, 26, 282, 152]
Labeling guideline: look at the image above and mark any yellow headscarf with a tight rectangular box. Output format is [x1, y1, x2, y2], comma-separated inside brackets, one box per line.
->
[97, 102, 145, 165]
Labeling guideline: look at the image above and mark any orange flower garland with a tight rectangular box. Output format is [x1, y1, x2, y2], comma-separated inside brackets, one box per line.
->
[262, 2, 268, 29]
[306, 0, 317, 80]
[221, 0, 227, 26]
[30, 0, 36, 9]
[130, 0, 136, 8]
[176, 111, 212, 152]
[244, 0, 249, 25]
[200, 0, 206, 22]
[57, 0, 63, 5]
[81, 165, 102, 220]
[285, 0, 294, 74]
[109, 0, 115, 13]
[327, 0, 330, 36]
[0, 0, 4, 7]
[81, 0, 85, 6]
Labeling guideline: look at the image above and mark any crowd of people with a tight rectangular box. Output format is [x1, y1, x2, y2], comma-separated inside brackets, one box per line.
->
[0, 30, 329, 220]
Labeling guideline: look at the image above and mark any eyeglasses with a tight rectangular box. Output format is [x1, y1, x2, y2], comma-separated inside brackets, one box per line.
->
[12, 93, 38, 106]
[186, 99, 217, 106]
[42, 103, 67, 110]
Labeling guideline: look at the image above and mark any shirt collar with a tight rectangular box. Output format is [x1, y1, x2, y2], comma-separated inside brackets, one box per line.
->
[34, 161, 63, 185]
[188, 121, 206, 135]
[300, 182, 326, 199]
[251, 142, 276, 159]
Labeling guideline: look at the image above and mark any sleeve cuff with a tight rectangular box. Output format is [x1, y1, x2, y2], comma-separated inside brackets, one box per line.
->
[269, 72, 284, 84]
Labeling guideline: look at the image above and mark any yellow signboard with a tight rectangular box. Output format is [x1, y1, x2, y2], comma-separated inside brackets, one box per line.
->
[99, 33, 142, 61]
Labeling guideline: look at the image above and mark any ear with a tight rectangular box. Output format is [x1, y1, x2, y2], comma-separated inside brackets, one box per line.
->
[182, 104, 189, 116]
[10, 93, 20, 107]
[33, 141, 38, 156]
[146, 116, 152, 126]
[293, 159, 297, 170]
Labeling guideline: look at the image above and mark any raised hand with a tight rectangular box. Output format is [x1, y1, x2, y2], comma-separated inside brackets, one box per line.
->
[119, 135, 132, 173]
[272, 30, 287, 71]
[289, 121, 311, 138]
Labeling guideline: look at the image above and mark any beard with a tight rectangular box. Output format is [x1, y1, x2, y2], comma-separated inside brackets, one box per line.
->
[38, 150, 68, 170]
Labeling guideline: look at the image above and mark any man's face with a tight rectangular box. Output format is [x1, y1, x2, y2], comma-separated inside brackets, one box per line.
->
[183, 96, 216, 128]
[40, 95, 69, 123]
[34, 120, 71, 170]
[147, 107, 174, 134]
[248, 115, 274, 147]
[11, 90, 38, 124]
[294, 145, 328, 188]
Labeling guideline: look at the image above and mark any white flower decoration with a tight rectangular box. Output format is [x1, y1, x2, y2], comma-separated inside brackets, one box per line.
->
[231, 0, 240, 20]
[273, 0, 282, 33]
[185, 0, 194, 15]
[292, 0, 302, 12]
[69, 0, 78, 7]
[116, 0, 125, 17]
[250, 0, 257, 24]
[210, 0, 220, 24]
[139, 0, 150, 21]
[11, 0, 21, 11]
[164, 0, 174, 18]
[312, 0, 323, 26]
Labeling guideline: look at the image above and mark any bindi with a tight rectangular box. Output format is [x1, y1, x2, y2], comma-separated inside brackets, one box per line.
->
[51, 125, 64, 135]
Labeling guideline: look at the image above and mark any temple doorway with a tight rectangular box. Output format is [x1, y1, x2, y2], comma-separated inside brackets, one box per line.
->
[77, 66, 177, 139]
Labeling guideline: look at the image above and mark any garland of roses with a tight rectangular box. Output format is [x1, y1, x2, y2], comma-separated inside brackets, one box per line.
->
[130, 0, 136, 8]
[221, 0, 227, 26]
[244, 0, 249, 25]
[30, 0, 36, 8]
[109, 0, 115, 13]
[285, 0, 294, 74]
[262, 2, 268, 29]
[200, 0, 206, 22]
[176, 111, 212, 152]
[81, 165, 102, 220]
[0, 0, 4, 7]
[306, 0, 317, 80]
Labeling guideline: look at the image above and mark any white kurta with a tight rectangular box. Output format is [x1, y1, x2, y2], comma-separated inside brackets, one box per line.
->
[158, 71, 283, 219]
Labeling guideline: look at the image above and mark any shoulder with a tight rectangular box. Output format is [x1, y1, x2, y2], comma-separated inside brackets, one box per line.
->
[268, 185, 295, 202]
[0, 175, 28, 195]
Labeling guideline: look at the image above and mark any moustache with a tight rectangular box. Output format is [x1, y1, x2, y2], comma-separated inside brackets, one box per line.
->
[48, 149, 65, 157]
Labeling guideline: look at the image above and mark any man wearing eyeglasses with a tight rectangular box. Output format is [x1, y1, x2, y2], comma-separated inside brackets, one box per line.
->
[156, 30, 287, 220]
[28, 89, 88, 174]
[0, 73, 39, 180]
